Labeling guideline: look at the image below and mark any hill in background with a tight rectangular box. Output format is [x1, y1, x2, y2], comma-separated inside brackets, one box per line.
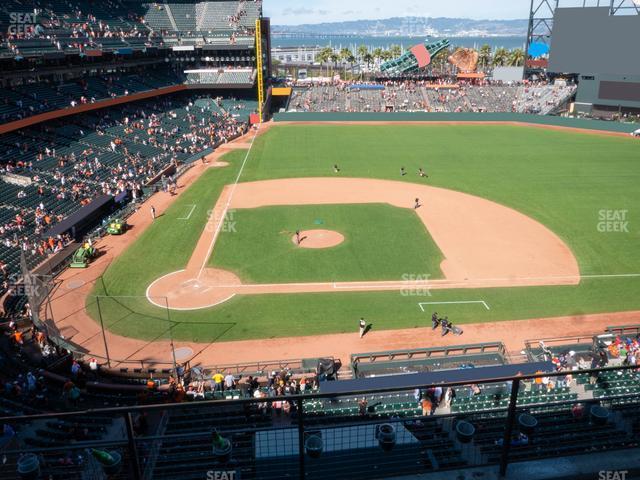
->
[272, 17, 528, 37]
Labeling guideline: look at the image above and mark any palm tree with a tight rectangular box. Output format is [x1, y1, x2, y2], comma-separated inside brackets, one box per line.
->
[478, 44, 492, 70]
[357, 44, 369, 62]
[363, 52, 374, 70]
[339, 48, 351, 62]
[492, 47, 509, 67]
[329, 52, 340, 75]
[372, 47, 384, 66]
[343, 51, 356, 78]
[316, 47, 334, 76]
[380, 50, 393, 63]
[508, 48, 525, 67]
[389, 44, 402, 58]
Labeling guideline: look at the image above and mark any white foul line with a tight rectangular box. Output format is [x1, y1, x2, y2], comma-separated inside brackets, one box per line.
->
[197, 126, 261, 280]
[178, 204, 197, 220]
[418, 301, 491, 311]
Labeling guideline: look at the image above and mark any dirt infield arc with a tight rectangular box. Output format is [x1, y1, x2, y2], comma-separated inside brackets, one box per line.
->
[147, 177, 580, 310]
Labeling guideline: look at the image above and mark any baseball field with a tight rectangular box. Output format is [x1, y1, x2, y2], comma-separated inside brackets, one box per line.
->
[81, 123, 639, 348]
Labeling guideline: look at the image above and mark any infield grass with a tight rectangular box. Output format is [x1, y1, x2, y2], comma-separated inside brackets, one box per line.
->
[209, 204, 444, 283]
[92, 124, 640, 343]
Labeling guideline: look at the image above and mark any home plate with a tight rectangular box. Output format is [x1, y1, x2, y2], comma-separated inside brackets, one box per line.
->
[181, 279, 202, 289]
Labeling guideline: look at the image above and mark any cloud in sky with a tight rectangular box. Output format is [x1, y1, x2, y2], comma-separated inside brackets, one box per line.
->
[265, 0, 530, 25]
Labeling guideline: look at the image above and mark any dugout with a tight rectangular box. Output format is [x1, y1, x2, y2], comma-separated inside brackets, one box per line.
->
[43, 194, 114, 241]
[320, 361, 554, 395]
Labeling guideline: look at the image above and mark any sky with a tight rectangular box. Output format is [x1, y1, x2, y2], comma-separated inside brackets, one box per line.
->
[264, 0, 531, 25]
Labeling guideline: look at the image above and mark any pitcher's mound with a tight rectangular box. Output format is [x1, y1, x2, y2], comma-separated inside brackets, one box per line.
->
[293, 229, 345, 249]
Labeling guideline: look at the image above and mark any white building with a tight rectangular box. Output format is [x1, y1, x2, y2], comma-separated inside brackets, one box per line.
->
[271, 47, 321, 65]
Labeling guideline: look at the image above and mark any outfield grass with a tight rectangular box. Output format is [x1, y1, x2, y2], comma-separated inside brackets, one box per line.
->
[92, 124, 640, 343]
[209, 204, 444, 283]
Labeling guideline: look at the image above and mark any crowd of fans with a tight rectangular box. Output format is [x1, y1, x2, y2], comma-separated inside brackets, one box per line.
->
[0, 0, 154, 46]
[288, 79, 577, 115]
[156, 368, 322, 411]
[0, 94, 250, 281]
[227, 0, 256, 28]
[1, 302, 71, 412]
[604, 335, 640, 366]
[0, 67, 183, 124]
[581, 108, 640, 124]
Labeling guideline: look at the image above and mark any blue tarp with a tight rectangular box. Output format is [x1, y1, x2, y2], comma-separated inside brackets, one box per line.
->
[348, 84, 385, 91]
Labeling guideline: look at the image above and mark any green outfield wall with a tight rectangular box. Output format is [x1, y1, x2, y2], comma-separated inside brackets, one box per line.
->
[273, 112, 638, 134]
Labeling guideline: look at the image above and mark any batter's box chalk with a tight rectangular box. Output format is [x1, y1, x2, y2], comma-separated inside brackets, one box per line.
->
[182, 279, 202, 289]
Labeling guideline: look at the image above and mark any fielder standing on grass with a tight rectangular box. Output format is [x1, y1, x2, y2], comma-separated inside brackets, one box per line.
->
[295, 229, 301, 245]
[359, 317, 367, 338]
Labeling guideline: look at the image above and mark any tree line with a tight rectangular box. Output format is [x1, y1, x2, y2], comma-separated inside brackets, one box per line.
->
[314, 43, 526, 71]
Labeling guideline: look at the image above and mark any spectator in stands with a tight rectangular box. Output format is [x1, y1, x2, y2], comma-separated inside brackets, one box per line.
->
[246, 375, 259, 396]
[212, 371, 224, 391]
[89, 358, 99, 374]
[421, 397, 433, 416]
[70, 360, 82, 379]
[10, 329, 23, 346]
[62, 379, 81, 407]
[299, 377, 308, 393]
[572, 403, 585, 419]
[358, 397, 368, 416]
[443, 387, 456, 408]
[224, 372, 235, 390]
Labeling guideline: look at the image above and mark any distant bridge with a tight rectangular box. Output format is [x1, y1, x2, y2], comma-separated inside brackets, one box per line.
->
[272, 32, 366, 39]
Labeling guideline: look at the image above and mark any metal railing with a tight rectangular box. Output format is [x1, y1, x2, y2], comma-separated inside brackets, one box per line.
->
[607, 324, 640, 336]
[2, 364, 640, 480]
